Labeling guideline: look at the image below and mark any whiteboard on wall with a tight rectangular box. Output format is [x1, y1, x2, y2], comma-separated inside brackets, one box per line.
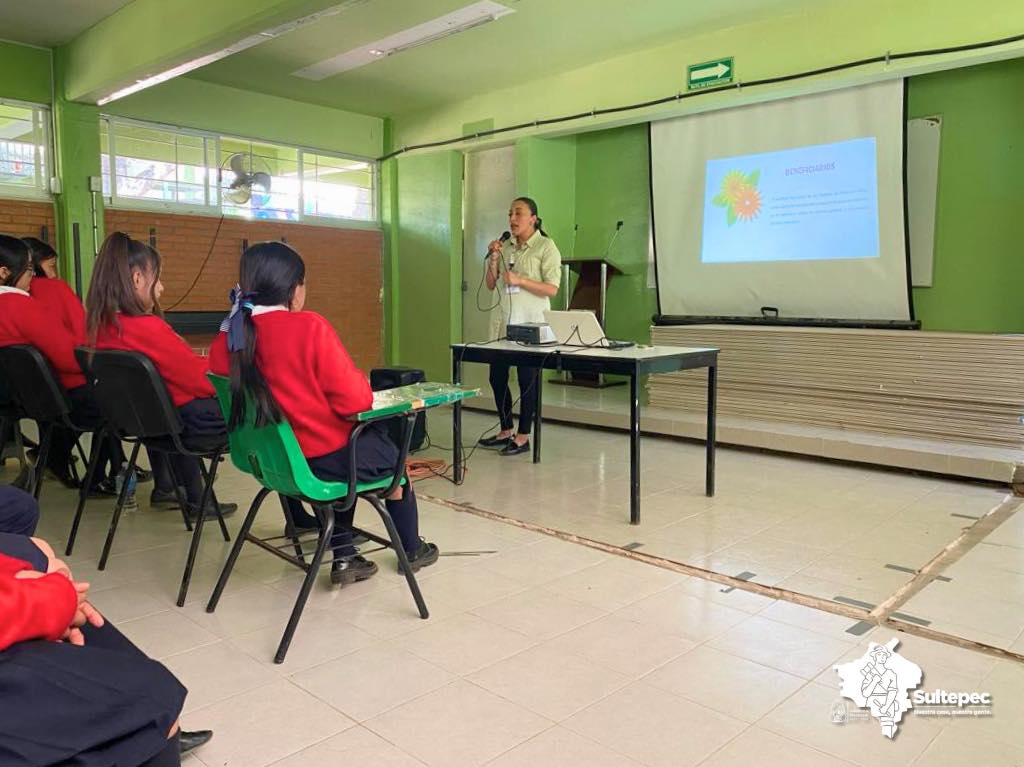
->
[907, 116, 942, 288]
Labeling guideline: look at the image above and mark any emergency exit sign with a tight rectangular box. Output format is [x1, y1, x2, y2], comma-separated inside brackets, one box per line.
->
[688, 57, 734, 90]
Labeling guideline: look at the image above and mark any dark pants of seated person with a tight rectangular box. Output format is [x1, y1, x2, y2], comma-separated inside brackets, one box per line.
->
[44, 384, 126, 487]
[285, 421, 419, 558]
[0, 535, 187, 767]
[488, 363, 539, 435]
[0, 486, 39, 536]
[149, 397, 226, 507]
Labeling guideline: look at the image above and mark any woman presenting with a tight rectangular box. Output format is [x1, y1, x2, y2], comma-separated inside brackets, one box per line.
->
[479, 197, 561, 456]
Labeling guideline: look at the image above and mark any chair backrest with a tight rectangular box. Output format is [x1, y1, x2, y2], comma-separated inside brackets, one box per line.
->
[0, 345, 70, 422]
[207, 373, 347, 502]
[76, 348, 183, 440]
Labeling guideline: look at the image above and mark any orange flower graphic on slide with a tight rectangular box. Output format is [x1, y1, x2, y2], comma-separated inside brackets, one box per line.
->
[712, 169, 761, 225]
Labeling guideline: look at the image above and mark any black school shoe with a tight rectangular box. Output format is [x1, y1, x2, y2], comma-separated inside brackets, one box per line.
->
[498, 439, 530, 456]
[186, 501, 238, 522]
[478, 434, 511, 448]
[180, 729, 213, 754]
[398, 539, 440, 574]
[149, 488, 182, 508]
[330, 555, 379, 586]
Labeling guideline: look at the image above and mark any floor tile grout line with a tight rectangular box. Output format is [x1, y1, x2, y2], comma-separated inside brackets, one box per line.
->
[422, 493, 1024, 666]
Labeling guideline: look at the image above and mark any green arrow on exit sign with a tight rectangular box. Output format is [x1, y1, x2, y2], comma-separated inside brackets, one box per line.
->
[688, 57, 734, 90]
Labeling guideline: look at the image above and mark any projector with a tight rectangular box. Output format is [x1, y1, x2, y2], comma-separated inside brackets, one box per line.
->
[506, 323, 556, 344]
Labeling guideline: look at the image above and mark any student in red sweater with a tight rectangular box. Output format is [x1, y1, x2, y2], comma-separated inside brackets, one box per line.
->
[0, 235, 121, 491]
[208, 242, 438, 585]
[0, 535, 213, 765]
[86, 232, 236, 520]
[22, 236, 86, 339]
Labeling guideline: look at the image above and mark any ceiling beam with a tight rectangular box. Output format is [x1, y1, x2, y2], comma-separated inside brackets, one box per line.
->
[59, 0, 365, 105]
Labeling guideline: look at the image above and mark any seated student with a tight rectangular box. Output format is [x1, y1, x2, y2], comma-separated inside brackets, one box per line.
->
[0, 534, 212, 765]
[0, 485, 39, 536]
[22, 237, 86, 339]
[0, 235, 121, 492]
[207, 242, 439, 586]
[85, 232, 236, 520]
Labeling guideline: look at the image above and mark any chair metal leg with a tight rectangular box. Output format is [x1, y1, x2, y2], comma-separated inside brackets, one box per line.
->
[163, 454, 193, 531]
[274, 504, 335, 664]
[207, 487, 270, 613]
[279, 494, 306, 564]
[176, 454, 221, 607]
[98, 441, 141, 570]
[31, 424, 53, 501]
[65, 431, 105, 556]
[197, 455, 230, 542]
[368, 495, 428, 620]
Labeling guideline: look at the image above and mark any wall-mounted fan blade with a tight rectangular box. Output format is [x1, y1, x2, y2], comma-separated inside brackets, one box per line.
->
[229, 153, 247, 175]
[251, 171, 272, 191]
[226, 186, 252, 205]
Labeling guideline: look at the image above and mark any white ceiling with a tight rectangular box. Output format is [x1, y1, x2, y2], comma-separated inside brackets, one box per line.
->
[0, 0, 133, 47]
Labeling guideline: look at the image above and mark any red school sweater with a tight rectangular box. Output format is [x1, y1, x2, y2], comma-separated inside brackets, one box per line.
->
[94, 314, 214, 407]
[0, 289, 86, 389]
[30, 277, 87, 340]
[0, 553, 78, 651]
[208, 310, 373, 458]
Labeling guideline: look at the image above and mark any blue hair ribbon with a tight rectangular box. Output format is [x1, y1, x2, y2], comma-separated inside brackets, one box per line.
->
[220, 285, 259, 352]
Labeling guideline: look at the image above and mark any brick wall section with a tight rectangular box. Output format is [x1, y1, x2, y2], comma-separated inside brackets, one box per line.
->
[0, 198, 56, 241]
[103, 209, 383, 370]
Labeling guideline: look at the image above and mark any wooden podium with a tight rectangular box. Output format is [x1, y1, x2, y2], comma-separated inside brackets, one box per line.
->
[554, 258, 624, 388]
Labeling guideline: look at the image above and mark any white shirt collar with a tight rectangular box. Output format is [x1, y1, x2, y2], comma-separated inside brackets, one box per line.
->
[251, 304, 288, 316]
[0, 286, 29, 297]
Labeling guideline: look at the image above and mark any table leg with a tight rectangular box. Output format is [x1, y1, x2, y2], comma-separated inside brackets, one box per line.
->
[533, 368, 542, 464]
[706, 364, 717, 497]
[629, 371, 640, 525]
[453, 354, 463, 484]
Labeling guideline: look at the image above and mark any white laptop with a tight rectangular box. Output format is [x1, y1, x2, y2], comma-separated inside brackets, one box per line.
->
[543, 310, 634, 349]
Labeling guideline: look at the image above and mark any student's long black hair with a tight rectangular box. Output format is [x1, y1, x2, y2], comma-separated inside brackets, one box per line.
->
[0, 234, 31, 287]
[228, 241, 306, 430]
[22, 237, 57, 277]
[513, 196, 547, 237]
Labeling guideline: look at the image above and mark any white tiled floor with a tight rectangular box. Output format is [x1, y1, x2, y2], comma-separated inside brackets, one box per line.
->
[5, 408, 1024, 766]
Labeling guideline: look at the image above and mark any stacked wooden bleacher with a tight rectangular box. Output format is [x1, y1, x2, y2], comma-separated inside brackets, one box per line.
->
[649, 325, 1024, 450]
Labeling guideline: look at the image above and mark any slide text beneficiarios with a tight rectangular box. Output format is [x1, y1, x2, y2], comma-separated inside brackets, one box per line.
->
[785, 162, 836, 176]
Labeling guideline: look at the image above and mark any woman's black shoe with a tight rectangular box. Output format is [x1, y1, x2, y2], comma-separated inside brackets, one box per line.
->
[498, 439, 530, 456]
[330, 555, 378, 586]
[134, 468, 153, 483]
[179, 729, 213, 754]
[477, 435, 511, 448]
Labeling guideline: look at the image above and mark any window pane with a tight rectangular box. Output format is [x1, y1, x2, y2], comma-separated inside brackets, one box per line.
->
[0, 103, 43, 191]
[100, 120, 111, 197]
[302, 153, 375, 221]
[219, 139, 300, 221]
[110, 122, 208, 205]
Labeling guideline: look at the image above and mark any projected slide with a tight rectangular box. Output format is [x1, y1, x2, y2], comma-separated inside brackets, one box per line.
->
[701, 137, 880, 264]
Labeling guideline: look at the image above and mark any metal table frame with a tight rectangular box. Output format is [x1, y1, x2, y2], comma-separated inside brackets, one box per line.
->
[451, 342, 719, 524]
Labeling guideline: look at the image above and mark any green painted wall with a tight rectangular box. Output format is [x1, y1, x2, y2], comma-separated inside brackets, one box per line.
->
[393, 0, 1024, 150]
[908, 58, 1024, 333]
[52, 50, 104, 284]
[574, 124, 656, 343]
[0, 41, 51, 104]
[108, 77, 382, 158]
[392, 151, 462, 381]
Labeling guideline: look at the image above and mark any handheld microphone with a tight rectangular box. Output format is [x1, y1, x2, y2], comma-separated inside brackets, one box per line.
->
[484, 231, 511, 259]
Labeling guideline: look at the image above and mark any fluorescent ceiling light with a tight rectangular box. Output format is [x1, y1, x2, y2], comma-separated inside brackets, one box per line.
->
[97, 1, 363, 105]
[293, 1, 514, 81]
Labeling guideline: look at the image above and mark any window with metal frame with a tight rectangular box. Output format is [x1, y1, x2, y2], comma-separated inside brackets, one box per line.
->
[101, 116, 378, 224]
[0, 100, 51, 200]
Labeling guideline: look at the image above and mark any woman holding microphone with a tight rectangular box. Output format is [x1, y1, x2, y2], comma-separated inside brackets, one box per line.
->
[479, 197, 561, 456]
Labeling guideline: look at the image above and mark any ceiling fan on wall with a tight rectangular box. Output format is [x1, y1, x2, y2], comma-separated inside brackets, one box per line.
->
[219, 151, 272, 205]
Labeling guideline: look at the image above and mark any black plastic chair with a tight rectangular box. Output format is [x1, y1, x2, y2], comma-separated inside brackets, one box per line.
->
[72, 348, 231, 606]
[0, 346, 90, 501]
